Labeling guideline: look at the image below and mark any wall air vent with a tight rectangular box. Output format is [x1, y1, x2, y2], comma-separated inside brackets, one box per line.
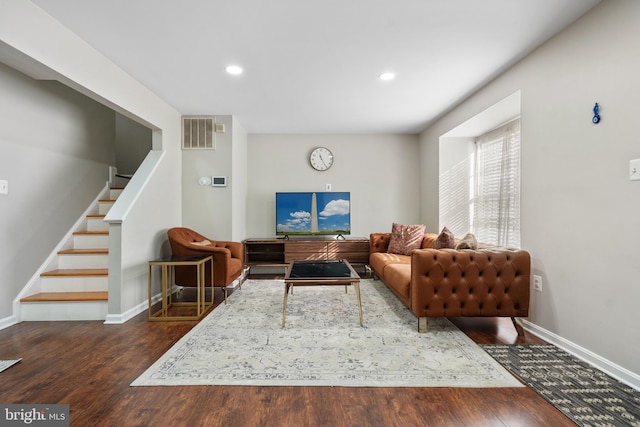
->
[182, 116, 215, 150]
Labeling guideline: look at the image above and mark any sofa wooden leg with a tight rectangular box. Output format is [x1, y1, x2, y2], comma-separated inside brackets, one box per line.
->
[418, 317, 427, 333]
[511, 317, 525, 336]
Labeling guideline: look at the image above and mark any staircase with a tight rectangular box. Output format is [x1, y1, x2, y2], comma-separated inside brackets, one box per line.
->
[20, 188, 122, 321]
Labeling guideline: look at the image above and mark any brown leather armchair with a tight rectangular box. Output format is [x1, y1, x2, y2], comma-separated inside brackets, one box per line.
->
[167, 227, 245, 301]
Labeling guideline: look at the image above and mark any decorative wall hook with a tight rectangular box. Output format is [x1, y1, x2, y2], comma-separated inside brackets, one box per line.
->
[592, 102, 601, 124]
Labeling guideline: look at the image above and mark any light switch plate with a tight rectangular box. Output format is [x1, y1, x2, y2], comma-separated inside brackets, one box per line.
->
[0, 179, 8, 195]
[630, 159, 640, 181]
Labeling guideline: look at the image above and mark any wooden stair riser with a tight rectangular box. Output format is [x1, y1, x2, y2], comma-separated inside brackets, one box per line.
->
[21, 300, 108, 321]
[58, 253, 109, 269]
[73, 233, 109, 249]
[40, 276, 108, 293]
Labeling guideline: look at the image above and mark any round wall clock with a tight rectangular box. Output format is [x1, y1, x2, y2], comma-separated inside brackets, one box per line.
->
[309, 147, 334, 171]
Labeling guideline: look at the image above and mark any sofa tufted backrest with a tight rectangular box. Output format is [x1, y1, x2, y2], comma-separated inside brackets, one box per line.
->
[410, 248, 530, 318]
[420, 233, 438, 249]
[370, 232, 439, 254]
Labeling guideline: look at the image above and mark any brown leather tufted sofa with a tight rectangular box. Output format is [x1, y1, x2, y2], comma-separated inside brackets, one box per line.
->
[369, 232, 530, 334]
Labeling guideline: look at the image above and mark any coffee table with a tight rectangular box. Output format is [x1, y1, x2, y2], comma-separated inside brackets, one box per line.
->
[282, 259, 363, 328]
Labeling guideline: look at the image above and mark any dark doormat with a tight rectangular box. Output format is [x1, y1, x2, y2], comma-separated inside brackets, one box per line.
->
[481, 344, 640, 427]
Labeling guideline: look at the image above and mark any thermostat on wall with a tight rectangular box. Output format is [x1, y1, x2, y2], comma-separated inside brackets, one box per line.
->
[212, 176, 227, 187]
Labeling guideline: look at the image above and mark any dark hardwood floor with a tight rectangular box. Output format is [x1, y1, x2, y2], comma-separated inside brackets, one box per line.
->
[0, 283, 575, 427]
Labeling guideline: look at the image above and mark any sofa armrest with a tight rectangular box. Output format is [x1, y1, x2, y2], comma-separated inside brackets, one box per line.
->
[214, 240, 244, 262]
[410, 248, 530, 318]
[178, 241, 243, 263]
[370, 233, 391, 253]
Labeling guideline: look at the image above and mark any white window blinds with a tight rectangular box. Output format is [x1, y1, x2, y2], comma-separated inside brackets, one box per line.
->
[472, 119, 521, 248]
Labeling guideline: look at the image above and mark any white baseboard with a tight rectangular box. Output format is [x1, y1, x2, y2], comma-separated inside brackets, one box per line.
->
[103, 293, 161, 325]
[522, 319, 640, 391]
[0, 315, 19, 331]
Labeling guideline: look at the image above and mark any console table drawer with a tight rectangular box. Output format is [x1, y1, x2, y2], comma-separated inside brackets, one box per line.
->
[327, 241, 368, 252]
[327, 251, 369, 263]
[284, 252, 327, 262]
[285, 242, 327, 252]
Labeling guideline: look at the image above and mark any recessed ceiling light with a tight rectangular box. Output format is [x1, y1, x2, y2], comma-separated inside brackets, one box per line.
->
[379, 72, 396, 81]
[225, 65, 243, 75]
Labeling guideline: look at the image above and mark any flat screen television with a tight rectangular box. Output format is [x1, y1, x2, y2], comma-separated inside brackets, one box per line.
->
[276, 192, 350, 237]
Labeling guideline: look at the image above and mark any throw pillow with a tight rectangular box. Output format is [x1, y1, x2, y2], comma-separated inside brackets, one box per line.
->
[433, 226, 455, 249]
[387, 223, 426, 256]
[191, 239, 212, 246]
[455, 232, 478, 250]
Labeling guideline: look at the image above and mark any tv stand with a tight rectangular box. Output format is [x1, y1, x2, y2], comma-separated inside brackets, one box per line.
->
[243, 238, 369, 273]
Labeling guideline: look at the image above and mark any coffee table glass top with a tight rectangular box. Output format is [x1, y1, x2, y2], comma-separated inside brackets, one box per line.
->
[287, 260, 356, 279]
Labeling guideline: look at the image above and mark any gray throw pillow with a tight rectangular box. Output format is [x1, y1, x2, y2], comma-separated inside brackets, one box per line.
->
[455, 233, 478, 250]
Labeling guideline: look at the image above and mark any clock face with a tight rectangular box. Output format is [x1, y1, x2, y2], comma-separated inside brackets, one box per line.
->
[309, 147, 334, 171]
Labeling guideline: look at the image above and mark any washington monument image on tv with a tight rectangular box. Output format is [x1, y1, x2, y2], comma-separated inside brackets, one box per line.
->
[311, 192, 319, 233]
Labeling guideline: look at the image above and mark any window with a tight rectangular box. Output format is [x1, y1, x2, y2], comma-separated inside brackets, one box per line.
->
[471, 119, 520, 248]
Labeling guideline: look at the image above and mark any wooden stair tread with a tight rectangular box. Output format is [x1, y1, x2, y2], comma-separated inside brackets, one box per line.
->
[99, 199, 116, 203]
[21, 292, 108, 302]
[73, 231, 109, 235]
[86, 214, 106, 218]
[58, 249, 108, 255]
[41, 269, 108, 277]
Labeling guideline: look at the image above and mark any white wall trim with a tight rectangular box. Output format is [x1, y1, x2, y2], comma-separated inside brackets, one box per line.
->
[0, 314, 19, 331]
[523, 320, 640, 391]
[103, 293, 161, 324]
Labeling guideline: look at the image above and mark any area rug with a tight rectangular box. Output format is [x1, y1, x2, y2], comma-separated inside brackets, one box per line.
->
[132, 279, 522, 387]
[482, 344, 640, 427]
[0, 359, 21, 373]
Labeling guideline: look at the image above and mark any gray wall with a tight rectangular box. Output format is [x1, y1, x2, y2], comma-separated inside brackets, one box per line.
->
[246, 134, 420, 239]
[115, 113, 151, 176]
[231, 118, 248, 241]
[0, 63, 115, 319]
[420, 0, 640, 378]
[181, 116, 241, 241]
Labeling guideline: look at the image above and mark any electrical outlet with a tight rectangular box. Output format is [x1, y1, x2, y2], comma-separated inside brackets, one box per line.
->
[533, 275, 542, 292]
[0, 179, 8, 195]
[325, 183, 331, 191]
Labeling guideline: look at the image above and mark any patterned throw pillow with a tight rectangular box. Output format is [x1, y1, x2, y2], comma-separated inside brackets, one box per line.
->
[455, 232, 478, 250]
[433, 226, 455, 249]
[387, 223, 426, 255]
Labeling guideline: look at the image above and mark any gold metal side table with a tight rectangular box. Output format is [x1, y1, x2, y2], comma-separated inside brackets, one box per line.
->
[148, 255, 214, 321]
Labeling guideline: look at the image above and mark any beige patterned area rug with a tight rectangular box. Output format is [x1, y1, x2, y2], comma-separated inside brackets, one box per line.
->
[132, 279, 522, 388]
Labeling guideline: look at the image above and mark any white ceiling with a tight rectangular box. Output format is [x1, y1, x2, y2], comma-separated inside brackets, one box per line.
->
[29, 0, 600, 134]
